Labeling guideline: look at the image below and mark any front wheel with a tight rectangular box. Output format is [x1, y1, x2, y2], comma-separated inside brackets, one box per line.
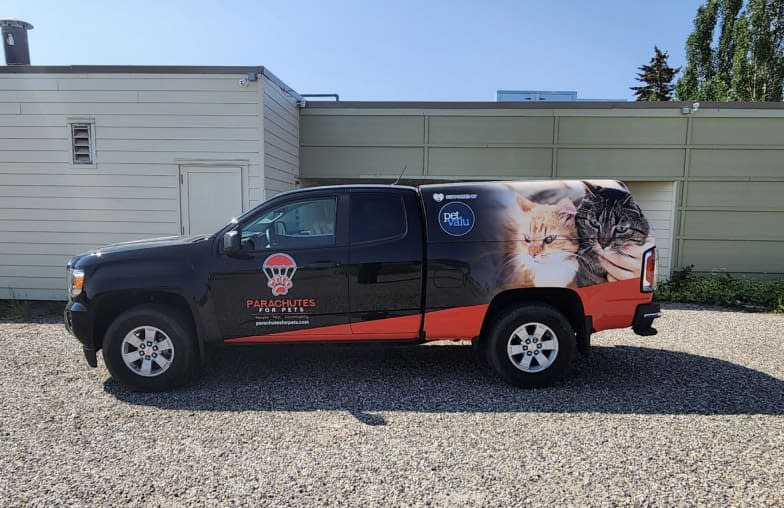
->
[102, 304, 197, 392]
[486, 304, 576, 388]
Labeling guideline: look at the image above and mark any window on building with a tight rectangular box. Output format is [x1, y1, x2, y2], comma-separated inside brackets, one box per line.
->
[350, 193, 407, 244]
[70, 123, 94, 164]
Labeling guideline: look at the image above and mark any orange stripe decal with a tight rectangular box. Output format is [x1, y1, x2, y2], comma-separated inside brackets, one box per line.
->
[225, 304, 490, 344]
[423, 304, 489, 340]
[575, 278, 652, 331]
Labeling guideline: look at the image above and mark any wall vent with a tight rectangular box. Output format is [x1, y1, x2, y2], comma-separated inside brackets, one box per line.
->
[71, 123, 93, 164]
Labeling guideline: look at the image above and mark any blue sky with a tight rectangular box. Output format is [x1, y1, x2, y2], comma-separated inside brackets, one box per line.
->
[5, 0, 703, 100]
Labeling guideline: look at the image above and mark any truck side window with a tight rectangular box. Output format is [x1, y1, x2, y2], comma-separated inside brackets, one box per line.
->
[241, 197, 337, 250]
[350, 193, 407, 244]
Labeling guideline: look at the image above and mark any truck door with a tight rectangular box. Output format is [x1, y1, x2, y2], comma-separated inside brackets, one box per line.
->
[346, 190, 424, 338]
[210, 192, 351, 341]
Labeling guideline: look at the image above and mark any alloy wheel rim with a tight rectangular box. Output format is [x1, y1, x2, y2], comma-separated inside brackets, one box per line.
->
[120, 326, 174, 377]
[506, 322, 559, 373]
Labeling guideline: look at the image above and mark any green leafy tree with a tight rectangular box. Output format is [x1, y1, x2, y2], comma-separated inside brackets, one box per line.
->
[631, 46, 681, 101]
[677, 0, 784, 101]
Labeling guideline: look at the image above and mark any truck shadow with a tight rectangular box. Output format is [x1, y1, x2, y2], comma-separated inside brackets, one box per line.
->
[104, 343, 784, 421]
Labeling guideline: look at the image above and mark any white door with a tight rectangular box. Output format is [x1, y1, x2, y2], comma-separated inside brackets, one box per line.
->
[180, 166, 243, 235]
[625, 181, 677, 280]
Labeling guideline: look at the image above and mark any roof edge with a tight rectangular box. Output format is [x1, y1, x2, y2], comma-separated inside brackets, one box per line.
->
[0, 65, 266, 75]
[304, 100, 784, 110]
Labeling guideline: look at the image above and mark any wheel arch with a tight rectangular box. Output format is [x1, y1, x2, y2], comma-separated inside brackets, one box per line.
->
[479, 288, 591, 353]
[91, 290, 203, 359]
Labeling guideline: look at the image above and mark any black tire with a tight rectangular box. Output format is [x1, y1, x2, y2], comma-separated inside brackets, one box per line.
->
[486, 304, 576, 388]
[102, 304, 197, 392]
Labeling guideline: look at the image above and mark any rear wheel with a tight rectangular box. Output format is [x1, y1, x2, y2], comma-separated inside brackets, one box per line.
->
[486, 304, 575, 388]
[102, 304, 197, 392]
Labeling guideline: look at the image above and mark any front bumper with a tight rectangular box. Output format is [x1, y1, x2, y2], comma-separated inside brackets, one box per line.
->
[632, 302, 661, 336]
[64, 301, 97, 367]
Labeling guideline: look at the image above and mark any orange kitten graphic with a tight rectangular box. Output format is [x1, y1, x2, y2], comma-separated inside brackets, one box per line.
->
[502, 194, 579, 288]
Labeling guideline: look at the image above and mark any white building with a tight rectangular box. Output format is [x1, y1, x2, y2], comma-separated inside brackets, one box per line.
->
[0, 65, 300, 299]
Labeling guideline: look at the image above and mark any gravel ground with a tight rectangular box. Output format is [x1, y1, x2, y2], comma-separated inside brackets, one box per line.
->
[1, 304, 782, 506]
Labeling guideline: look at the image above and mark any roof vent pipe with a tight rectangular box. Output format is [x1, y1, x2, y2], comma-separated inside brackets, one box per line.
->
[1, 20, 33, 65]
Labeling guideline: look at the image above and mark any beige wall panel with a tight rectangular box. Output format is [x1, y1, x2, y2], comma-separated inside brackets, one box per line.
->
[263, 127, 298, 154]
[93, 115, 260, 129]
[265, 106, 298, 137]
[301, 115, 423, 146]
[136, 91, 256, 104]
[56, 78, 244, 92]
[1, 231, 173, 245]
[99, 127, 258, 140]
[264, 81, 298, 124]
[0, 276, 63, 291]
[263, 75, 300, 199]
[0, 266, 67, 278]
[97, 139, 258, 153]
[0, 242, 98, 256]
[0, 288, 63, 300]
[0, 115, 73, 127]
[301, 147, 423, 177]
[0, 208, 179, 223]
[428, 147, 551, 177]
[686, 181, 784, 209]
[0, 150, 68, 163]
[691, 117, 784, 145]
[0, 185, 176, 200]
[20, 102, 257, 116]
[557, 148, 685, 178]
[0, 220, 176, 235]
[265, 154, 297, 174]
[0, 173, 175, 187]
[558, 117, 686, 145]
[96, 151, 259, 164]
[0, 139, 68, 151]
[689, 149, 784, 178]
[0, 90, 138, 103]
[680, 240, 784, 273]
[0, 78, 58, 90]
[0, 254, 75, 268]
[0, 162, 178, 175]
[0, 196, 176, 211]
[428, 116, 553, 144]
[0, 126, 67, 139]
[682, 210, 784, 240]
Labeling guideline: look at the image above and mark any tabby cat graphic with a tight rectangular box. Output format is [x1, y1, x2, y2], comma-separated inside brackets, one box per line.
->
[501, 193, 579, 288]
[575, 182, 651, 287]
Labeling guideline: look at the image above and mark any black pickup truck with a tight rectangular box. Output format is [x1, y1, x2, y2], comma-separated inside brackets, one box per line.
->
[65, 180, 659, 391]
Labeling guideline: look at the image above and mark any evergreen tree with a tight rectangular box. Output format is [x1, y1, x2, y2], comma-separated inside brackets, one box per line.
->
[631, 47, 681, 101]
[677, 0, 784, 101]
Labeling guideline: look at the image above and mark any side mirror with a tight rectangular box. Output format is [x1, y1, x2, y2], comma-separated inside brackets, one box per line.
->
[223, 230, 241, 255]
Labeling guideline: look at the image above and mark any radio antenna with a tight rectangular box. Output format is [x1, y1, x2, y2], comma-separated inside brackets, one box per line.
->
[392, 165, 408, 185]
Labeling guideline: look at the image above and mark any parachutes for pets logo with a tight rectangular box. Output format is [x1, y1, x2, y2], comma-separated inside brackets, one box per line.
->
[438, 202, 475, 236]
[262, 253, 297, 296]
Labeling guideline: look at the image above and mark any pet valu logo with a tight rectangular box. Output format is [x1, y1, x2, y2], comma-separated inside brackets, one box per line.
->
[262, 253, 297, 296]
[438, 202, 475, 236]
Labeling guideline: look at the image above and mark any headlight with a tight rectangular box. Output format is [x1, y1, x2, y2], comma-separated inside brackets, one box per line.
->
[68, 268, 85, 297]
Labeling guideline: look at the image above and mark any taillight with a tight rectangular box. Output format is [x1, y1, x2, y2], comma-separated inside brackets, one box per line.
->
[641, 247, 657, 293]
